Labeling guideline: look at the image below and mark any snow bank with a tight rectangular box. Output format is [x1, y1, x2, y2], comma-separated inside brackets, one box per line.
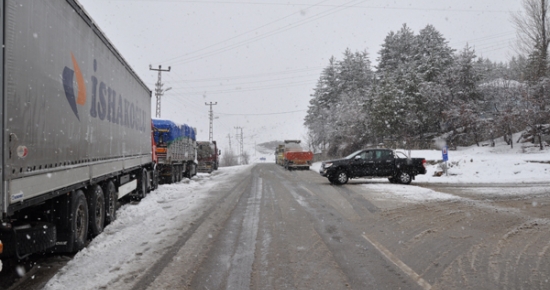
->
[44, 165, 251, 290]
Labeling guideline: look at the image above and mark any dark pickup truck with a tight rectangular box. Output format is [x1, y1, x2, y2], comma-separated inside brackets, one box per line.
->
[319, 149, 426, 185]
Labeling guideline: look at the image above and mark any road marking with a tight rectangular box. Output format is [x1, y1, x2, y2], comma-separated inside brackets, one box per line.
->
[362, 234, 432, 290]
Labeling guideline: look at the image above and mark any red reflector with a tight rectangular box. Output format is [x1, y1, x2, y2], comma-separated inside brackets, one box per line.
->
[0, 240, 3, 254]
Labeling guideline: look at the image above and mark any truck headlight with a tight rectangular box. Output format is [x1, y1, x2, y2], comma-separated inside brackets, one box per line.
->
[324, 162, 333, 168]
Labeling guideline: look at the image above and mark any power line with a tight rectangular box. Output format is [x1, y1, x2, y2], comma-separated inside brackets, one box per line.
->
[217, 109, 306, 116]
[159, 0, 332, 64]
[164, 66, 323, 83]
[168, 0, 367, 65]
[172, 80, 316, 96]
[166, 74, 319, 91]
[104, 0, 513, 13]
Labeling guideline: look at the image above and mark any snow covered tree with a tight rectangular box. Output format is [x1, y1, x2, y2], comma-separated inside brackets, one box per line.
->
[304, 50, 375, 156]
[441, 45, 486, 146]
[373, 24, 454, 146]
[480, 79, 524, 148]
[513, 0, 550, 149]
[415, 24, 454, 83]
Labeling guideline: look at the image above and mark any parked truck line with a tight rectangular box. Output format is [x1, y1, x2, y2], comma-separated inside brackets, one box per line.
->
[0, 0, 194, 264]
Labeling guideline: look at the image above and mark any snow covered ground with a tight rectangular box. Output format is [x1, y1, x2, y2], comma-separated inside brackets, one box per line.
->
[35, 138, 550, 289]
[44, 165, 251, 290]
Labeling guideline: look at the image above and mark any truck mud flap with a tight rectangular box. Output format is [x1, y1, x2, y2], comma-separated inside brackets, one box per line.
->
[0, 222, 57, 259]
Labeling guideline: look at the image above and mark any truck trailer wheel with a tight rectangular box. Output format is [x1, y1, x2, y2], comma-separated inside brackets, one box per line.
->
[103, 181, 117, 225]
[171, 169, 176, 184]
[70, 190, 89, 253]
[179, 166, 184, 180]
[87, 185, 106, 238]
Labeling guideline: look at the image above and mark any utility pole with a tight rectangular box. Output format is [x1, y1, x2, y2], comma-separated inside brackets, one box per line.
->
[205, 102, 218, 142]
[234, 126, 243, 164]
[150, 65, 171, 118]
[227, 133, 232, 151]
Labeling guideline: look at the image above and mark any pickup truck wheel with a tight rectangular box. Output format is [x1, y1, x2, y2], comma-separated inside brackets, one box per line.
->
[87, 185, 106, 238]
[336, 170, 349, 184]
[397, 172, 412, 184]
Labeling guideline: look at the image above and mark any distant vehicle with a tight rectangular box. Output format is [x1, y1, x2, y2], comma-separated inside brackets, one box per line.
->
[275, 144, 285, 165]
[197, 141, 220, 173]
[152, 119, 198, 183]
[278, 140, 313, 170]
[319, 149, 427, 185]
[0, 0, 159, 262]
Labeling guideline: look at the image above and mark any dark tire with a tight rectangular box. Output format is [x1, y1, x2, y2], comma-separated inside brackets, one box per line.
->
[335, 170, 349, 185]
[70, 190, 89, 253]
[170, 168, 176, 184]
[152, 167, 159, 190]
[397, 171, 412, 184]
[0, 222, 57, 258]
[136, 168, 148, 200]
[103, 181, 117, 225]
[186, 163, 195, 178]
[87, 185, 105, 238]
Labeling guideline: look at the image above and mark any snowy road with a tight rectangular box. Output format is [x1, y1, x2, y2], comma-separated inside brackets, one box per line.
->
[3, 163, 550, 289]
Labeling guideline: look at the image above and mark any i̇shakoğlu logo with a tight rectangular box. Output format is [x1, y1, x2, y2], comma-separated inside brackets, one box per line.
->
[62, 53, 87, 121]
[61, 53, 148, 133]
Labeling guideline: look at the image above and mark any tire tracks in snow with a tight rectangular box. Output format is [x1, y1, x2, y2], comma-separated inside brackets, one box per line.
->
[132, 170, 254, 290]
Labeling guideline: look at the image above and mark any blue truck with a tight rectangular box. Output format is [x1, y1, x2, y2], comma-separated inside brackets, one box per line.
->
[152, 119, 198, 183]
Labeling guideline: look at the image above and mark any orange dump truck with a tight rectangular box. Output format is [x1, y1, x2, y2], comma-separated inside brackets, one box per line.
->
[282, 140, 314, 170]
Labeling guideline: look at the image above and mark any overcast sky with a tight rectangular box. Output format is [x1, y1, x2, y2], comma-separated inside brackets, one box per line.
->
[77, 0, 522, 153]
